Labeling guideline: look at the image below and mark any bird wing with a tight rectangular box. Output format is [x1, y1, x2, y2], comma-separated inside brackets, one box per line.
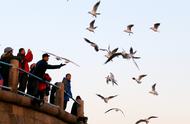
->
[135, 119, 148, 124]
[129, 47, 134, 54]
[105, 108, 115, 113]
[108, 95, 118, 100]
[132, 58, 140, 70]
[138, 74, 147, 80]
[96, 94, 105, 100]
[104, 52, 122, 64]
[111, 48, 119, 54]
[89, 20, 95, 28]
[154, 23, 160, 29]
[152, 83, 156, 91]
[84, 38, 95, 45]
[148, 116, 158, 120]
[93, 1, 100, 12]
[127, 24, 134, 31]
[60, 57, 80, 67]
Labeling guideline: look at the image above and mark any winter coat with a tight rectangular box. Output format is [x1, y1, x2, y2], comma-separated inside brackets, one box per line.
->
[17, 50, 33, 74]
[62, 78, 72, 101]
[32, 59, 62, 79]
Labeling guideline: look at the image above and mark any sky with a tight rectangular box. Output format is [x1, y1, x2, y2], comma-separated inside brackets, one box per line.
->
[0, 0, 190, 124]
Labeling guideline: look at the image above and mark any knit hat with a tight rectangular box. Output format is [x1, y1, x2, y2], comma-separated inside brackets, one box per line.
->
[4, 47, 13, 53]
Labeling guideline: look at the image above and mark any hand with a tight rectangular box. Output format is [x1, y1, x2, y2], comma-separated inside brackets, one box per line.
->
[60, 63, 66, 67]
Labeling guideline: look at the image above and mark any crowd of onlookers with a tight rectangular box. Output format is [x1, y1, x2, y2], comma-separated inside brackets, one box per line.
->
[0, 47, 75, 111]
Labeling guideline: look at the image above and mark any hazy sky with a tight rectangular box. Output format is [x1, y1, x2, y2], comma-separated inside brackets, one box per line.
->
[0, 0, 190, 124]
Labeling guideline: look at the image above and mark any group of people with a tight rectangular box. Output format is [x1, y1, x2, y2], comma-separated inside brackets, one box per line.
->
[0, 47, 74, 111]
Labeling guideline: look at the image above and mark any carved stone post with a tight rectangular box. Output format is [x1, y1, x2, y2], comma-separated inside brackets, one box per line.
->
[55, 82, 64, 110]
[8, 59, 19, 93]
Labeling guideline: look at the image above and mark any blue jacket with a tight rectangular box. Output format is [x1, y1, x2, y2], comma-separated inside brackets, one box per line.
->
[62, 78, 72, 101]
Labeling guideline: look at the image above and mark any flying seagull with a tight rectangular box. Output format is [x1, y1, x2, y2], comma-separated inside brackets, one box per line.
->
[105, 108, 125, 117]
[86, 20, 97, 33]
[150, 23, 160, 32]
[96, 94, 118, 103]
[109, 72, 118, 86]
[84, 38, 105, 52]
[101, 45, 119, 59]
[41, 51, 80, 67]
[88, 1, 101, 17]
[121, 47, 140, 70]
[149, 83, 158, 95]
[124, 24, 134, 35]
[135, 116, 158, 124]
[132, 74, 147, 84]
[104, 52, 122, 64]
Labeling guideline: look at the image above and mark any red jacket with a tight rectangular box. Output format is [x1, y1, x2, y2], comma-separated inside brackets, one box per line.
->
[19, 50, 33, 73]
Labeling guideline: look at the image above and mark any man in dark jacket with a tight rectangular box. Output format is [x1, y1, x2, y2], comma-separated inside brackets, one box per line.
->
[0, 47, 14, 88]
[62, 73, 72, 110]
[30, 53, 65, 97]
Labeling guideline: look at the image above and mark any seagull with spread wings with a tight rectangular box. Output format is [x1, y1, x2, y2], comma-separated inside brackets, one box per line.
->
[96, 94, 118, 103]
[150, 23, 160, 32]
[149, 83, 158, 95]
[101, 45, 119, 59]
[132, 74, 147, 84]
[135, 116, 158, 124]
[84, 38, 105, 52]
[88, 1, 101, 17]
[41, 51, 80, 67]
[105, 108, 125, 117]
[86, 20, 97, 33]
[124, 24, 134, 35]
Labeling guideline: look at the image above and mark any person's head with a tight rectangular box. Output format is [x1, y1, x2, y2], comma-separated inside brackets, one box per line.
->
[42, 53, 49, 61]
[66, 73, 71, 81]
[4, 47, 13, 55]
[76, 96, 81, 100]
[18, 48, 25, 55]
[30, 63, 36, 70]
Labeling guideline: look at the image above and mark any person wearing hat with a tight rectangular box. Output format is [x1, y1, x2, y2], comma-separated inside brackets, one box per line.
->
[0, 47, 14, 88]
[30, 53, 65, 97]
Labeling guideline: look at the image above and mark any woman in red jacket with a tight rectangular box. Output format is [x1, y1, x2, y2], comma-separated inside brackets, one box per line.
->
[17, 48, 33, 93]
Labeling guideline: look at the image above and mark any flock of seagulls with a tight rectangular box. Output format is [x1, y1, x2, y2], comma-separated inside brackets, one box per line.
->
[83, 1, 161, 123]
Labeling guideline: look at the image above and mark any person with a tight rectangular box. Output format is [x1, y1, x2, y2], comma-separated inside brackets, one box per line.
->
[62, 73, 73, 110]
[26, 63, 36, 96]
[0, 47, 14, 88]
[31, 53, 65, 97]
[17, 48, 33, 93]
[37, 73, 51, 102]
[50, 82, 58, 104]
[71, 96, 81, 116]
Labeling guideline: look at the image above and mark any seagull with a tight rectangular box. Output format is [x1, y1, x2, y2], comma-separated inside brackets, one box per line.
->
[124, 24, 134, 35]
[101, 45, 119, 59]
[132, 74, 147, 84]
[104, 52, 122, 64]
[41, 51, 80, 67]
[88, 1, 101, 18]
[86, 20, 97, 33]
[149, 83, 158, 95]
[105, 108, 125, 117]
[150, 23, 160, 32]
[109, 72, 118, 86]
[96, 94, 118, 103]
[121, 47, 140, 70]
[84, 38, 99, 52]
[135, 116, 158, 124]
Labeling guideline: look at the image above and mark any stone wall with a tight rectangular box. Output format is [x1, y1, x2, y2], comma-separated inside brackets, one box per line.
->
[0, 90, 77, 124]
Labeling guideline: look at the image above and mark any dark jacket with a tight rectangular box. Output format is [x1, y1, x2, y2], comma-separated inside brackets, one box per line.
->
[62, 78, 72, 101]
[32, 59, 62, 79]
